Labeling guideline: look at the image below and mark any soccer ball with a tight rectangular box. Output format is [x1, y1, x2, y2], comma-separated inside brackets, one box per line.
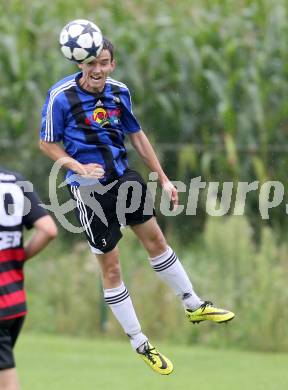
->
[59, 19, 103, 63]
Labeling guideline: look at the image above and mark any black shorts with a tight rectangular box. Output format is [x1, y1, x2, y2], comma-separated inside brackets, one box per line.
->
[0, 316, 25, 370]
[68, 169, 155, 254]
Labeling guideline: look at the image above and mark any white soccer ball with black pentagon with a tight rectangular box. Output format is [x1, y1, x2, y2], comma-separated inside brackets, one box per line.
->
[59, 19, 103, 63]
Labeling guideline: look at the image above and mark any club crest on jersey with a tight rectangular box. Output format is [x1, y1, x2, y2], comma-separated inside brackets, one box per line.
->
[85, 107, 121, 127]
[93, 108, 108, 124]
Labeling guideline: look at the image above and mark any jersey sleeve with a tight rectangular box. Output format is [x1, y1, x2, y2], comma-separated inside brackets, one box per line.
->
[120, 88, 141, 134]
[23, 188, 49, 229]
[15, 174, 49, 229]
[40, 90, 65, 142]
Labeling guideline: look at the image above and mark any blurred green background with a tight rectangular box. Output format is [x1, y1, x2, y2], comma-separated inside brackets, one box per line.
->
[1, 0, 288, 366]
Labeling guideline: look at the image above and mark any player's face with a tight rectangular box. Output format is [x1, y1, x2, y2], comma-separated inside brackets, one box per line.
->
[78, 49, 115, 93]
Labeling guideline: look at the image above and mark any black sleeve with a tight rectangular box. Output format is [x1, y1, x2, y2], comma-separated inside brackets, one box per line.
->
[14, 175, 49, 229]
[23, 189, 49, 229]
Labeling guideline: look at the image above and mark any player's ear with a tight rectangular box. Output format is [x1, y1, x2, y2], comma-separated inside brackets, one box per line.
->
[111, 59, 116, 71]
[78, 63, 83, 70]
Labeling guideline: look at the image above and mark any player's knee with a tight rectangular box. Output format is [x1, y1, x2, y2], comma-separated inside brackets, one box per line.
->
[0, 369, 19, 390]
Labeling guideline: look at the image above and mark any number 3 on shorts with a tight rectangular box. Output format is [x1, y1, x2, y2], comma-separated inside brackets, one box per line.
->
[102, 238, 107, 247]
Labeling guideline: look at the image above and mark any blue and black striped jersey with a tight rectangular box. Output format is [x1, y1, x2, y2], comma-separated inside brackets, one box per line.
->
[40, 73, 141, 183]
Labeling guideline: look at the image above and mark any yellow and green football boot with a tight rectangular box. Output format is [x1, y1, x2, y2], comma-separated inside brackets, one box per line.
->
[186, 301, 235, 324]
[137, 341, 173, 375]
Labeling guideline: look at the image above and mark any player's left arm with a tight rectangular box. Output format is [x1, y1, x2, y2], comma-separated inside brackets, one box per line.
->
[21, 181, 58, 260]
[24, 215, 58, 260]
[129, 130, 178, 209]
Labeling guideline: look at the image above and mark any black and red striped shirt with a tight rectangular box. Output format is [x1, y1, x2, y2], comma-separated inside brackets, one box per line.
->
[0, 168, 48, 321]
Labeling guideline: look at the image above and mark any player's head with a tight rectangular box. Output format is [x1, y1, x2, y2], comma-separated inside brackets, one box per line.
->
[101, 37, 114, 62]
[78, 37, 115, 93]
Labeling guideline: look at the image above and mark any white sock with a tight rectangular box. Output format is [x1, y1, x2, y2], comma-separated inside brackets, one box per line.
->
[104, 282, 148, 350]
[150, 246, 203, 310]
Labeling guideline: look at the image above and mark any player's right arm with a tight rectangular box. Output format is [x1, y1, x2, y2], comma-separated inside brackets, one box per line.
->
[39, 89, 104, 178]
[39, 140, 104, 178]
[39, 140, 87, 174]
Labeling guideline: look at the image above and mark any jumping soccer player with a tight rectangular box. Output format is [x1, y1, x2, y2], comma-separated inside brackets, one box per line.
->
[0, 167, 57, 389]
[39, 34, 235, 375]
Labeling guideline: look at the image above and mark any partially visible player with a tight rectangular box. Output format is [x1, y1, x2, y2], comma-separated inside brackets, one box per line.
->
[39, 30, 235, 375]
[0, 167, 58, 390]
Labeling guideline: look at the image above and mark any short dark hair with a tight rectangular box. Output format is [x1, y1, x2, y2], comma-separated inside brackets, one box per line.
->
[102, 37, 114, 61]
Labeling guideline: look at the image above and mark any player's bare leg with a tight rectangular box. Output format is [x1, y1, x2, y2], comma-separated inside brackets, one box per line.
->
[96, 246, 147, 348]
[131, 217, 203, 309]
[130, 217, 167, 257]
[0, 368, 20, 390]
[131, 217, 235, 323]
[96, 246, 122, 289]
[95, 245, 173, 374]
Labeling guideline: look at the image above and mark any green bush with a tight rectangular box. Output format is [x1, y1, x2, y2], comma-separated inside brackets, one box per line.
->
[1, 0, 288, 236]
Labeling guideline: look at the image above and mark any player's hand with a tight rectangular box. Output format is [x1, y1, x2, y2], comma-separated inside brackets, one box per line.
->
[161, 180, 179, 211]
[79, 163, 105, 179]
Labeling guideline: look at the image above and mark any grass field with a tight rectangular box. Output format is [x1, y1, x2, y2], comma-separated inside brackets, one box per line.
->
[16, 333, 288, 390]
